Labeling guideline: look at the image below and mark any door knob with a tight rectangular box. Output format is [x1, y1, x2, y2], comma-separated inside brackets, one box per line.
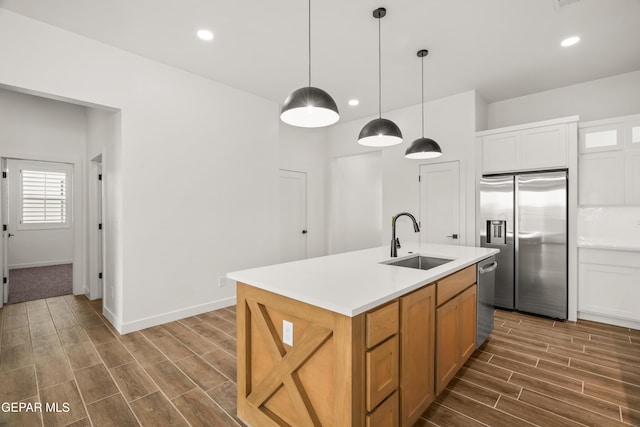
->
[446, 233, 458, 239]
[301, 230, 307, 234]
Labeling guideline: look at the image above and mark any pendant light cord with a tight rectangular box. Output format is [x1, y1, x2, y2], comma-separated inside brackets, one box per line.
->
[421, 55, 424, 137]
[308, 0, 311, 87]
[378, 14, 382, 119]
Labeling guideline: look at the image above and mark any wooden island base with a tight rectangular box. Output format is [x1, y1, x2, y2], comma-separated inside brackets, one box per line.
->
[237, 282, 365, 427]
[236, 263, 477, 427]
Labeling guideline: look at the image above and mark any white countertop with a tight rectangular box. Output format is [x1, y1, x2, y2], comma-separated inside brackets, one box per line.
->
[227, 243, 499, 317]
[577, 240, 640, 252]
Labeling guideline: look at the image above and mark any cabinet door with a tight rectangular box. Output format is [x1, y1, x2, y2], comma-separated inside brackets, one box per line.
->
[579, 151, 625, 205]
[626, 149, 640, 205]
[458, 285, 477, 363]
[482, 132, 520, 174]
[521, 125, 567, 170]
[400, 285, 435, 427]
[579, 122, 624, 153]
[578, 262, 640, 321]
[435, 296, 460, 395]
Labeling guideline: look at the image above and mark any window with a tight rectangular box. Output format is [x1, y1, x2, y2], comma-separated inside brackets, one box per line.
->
[19, 165, 71, 229]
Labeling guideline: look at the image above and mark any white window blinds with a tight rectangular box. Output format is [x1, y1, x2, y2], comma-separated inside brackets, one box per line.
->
[21, 169, 68, 224]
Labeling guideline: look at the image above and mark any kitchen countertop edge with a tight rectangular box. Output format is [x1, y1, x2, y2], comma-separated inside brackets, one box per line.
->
[227, 244, 499, 317]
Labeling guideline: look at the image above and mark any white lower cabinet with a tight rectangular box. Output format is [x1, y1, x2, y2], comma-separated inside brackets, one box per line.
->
[578, 248, 640, 327]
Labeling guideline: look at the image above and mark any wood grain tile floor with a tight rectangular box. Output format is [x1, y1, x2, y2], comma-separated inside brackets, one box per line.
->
[1, 297, 639, 426]
[0, 296, 241, 427]
[420, 309, 640, 427]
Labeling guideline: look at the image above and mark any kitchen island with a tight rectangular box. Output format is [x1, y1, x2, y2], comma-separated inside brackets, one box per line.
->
[227, 243, 498, 427]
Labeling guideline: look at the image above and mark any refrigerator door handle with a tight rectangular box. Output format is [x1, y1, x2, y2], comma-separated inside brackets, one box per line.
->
[479, 261, 498, 275]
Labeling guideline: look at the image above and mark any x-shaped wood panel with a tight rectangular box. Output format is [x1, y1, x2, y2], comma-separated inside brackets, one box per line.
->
[246, 299, 332, 427]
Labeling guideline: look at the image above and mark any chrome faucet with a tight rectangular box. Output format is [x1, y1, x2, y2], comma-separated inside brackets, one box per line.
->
[391, 212, 420, 257]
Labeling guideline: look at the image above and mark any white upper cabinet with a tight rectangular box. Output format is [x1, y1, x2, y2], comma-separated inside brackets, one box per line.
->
[579, 122, 624, 153]
[478, 117, 576, 175]
[579, 114, 640, 206]
[579, 151, 625, 205]
[481, 131, 520, 174]
[521, 125, 567, 170]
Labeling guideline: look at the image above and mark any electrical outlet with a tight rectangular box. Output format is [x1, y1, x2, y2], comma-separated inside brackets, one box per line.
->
[283, 320, 293, 346]
[635, 219, 640, 229]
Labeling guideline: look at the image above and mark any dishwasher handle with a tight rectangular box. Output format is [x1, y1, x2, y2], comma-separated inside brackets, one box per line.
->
[479, 261, 498, 275]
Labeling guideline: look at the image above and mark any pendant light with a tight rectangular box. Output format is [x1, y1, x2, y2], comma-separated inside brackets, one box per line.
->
[405, 49, 442, 159]
[280, 0, 339, 128]
[358, 8, 403, 147]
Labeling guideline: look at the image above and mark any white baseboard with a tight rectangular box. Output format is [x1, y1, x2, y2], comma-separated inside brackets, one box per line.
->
[102, 304, 122, 332]
[578, 311, 640, 330]
[115, 297, 237, 335]
[9, 259, 73, 270]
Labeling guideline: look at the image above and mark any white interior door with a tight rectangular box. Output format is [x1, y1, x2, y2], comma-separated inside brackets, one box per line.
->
[419, 161, 461, 245]
[279, 170, 307, 262]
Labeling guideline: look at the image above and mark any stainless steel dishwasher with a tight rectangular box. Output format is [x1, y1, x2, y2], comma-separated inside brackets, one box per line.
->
[477, 256, 497, 348]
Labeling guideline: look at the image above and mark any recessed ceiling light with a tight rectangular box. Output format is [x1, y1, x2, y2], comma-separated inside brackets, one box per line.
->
[197, 29, 214, 41]
[561, 36, 580, 47]
[348, 99, 359, 106]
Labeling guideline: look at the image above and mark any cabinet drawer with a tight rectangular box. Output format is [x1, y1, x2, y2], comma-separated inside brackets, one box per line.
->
[366, 335, 399, 412]
[366, 391, 399, 427]
[366, 301, 399, 348]
[437, 265, 476, 306]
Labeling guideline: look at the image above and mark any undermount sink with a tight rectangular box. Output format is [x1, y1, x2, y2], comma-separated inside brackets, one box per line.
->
[384, 255, 454, 270]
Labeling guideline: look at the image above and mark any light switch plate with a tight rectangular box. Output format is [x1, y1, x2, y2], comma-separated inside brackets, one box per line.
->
[283, 320, 293, 346]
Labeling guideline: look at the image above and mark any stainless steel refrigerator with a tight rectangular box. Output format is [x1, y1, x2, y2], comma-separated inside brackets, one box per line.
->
[479, 171, 567, 319]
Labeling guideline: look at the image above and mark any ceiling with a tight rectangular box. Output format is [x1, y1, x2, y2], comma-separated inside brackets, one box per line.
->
[2, 0, 640, 122]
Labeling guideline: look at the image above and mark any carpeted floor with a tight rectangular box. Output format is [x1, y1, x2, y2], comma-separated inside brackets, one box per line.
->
[7, 264, 73, 304]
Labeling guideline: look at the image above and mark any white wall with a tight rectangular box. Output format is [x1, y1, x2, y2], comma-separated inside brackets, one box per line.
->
[279, 125, 328, 258]
[488, 70, 640, 128]
[0, 10, 279, 332]
[0, 90, 84, 268]
[0, 89, 85, 292]
[327, 90, 480, 249]
[331, 151, 383, 254]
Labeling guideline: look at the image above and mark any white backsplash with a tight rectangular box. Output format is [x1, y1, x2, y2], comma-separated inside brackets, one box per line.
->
[578, 207, 640, 248]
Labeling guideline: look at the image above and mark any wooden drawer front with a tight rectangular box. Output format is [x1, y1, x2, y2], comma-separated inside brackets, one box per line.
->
[366, 391, 399, 427]
[366, 301, 399, 348]
[437, 265, 476, 306]
[366, 335, 399, 411]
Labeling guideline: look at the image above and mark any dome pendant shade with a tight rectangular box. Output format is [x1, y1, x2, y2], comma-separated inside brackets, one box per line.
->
[405, 137, 442, 159]
[358, 118, 403, 147]
[405, 48, 442, 159]
[357, 7, 402, 147]
[280, 86, 339, 128]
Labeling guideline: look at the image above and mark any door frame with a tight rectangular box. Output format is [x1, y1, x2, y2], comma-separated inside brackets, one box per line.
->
[0, 154, 85, 302]
[88, 155, 104, 300]
[418, 160, 464, 245]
